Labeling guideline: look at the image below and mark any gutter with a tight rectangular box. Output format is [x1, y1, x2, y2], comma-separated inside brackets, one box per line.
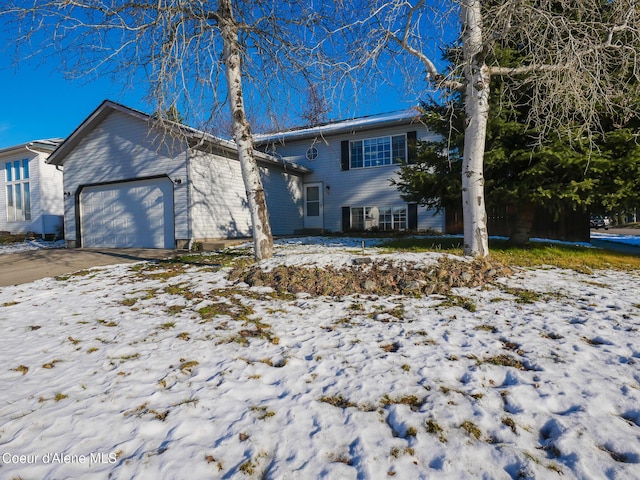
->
[254, 108, 421, 145]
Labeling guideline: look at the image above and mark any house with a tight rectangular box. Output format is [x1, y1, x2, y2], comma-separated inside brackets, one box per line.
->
[46, 100, 309, 249]
[0, 138, 64, 238]
[46, 100, 443, 250]
[258, 110, 588, 242]
[254, 110, 444, 234]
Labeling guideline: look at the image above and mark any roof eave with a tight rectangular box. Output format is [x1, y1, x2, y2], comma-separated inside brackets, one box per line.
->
[46, 98, 311, 175]
[254, 108, 422, 145]
[0, 143, 29, 157]
[0, 139, 63, 158]
[46, 100, 131, 166]
[191, 136, 311, 175]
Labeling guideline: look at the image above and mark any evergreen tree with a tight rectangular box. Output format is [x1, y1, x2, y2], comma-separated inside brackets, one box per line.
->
[338, 0, 640, 256]
[394, 49, 640, 245]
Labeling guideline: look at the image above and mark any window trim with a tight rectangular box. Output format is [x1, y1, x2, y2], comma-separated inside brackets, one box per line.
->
[5, 159, 31, 223]
[349, 133, 407, 169]
[306, 145, 319, 161]
[349, 205, 408, 231]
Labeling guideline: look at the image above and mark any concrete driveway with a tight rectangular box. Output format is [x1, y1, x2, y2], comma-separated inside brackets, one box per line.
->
[0, 248, 183, 287]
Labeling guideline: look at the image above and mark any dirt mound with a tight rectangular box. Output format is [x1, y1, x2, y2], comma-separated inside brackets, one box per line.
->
[231, 257, 513, 297]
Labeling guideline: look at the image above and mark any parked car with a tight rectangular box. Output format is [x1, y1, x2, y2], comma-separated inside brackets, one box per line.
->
[590, 215, 611, 230]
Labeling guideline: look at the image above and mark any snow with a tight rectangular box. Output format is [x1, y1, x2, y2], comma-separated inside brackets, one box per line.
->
[1, 238, 640, 479]
[0, 239, 66, 255]
[591, 231, 640, 247]
[2, 230, 639, 256]
[254, 109, 419, 144]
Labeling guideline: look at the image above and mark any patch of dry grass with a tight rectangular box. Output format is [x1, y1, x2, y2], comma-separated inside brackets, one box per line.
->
[382, 237, 640, 272]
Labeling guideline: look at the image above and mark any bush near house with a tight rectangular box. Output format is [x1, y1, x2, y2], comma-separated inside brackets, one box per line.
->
[0, 231, 37, 243]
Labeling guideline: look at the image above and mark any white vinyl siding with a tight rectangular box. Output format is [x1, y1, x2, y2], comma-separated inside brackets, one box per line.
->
[60, 111, 189, 245]
[58, 107, 304, 247]
[38, 155, 64, 217]
[189, 149, 304, 239]
[261, 169, 304, 235]
[0, 150, 62, 236]
[37, 153, 64, 236]
[189, 149, 253, 239]
[259, 124, 445, 233]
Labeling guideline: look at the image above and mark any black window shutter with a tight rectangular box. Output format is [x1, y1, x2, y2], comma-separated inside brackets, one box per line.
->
[341, 140, 350, 171]
[408, 203, 418, 230]
[342, 206, 351, 231]
[407, 131, 417, 164]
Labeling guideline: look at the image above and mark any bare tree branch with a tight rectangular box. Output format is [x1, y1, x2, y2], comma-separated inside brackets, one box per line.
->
[1, 0, 336, 259]
[328, 0, 640, 256]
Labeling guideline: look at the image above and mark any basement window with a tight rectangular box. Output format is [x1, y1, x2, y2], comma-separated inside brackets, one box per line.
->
[350, 206, 407, 231]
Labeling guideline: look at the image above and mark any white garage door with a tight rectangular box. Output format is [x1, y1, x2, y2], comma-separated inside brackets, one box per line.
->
[80, 178, 175, 248]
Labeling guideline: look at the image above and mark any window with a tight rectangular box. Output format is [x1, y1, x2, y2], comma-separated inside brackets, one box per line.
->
[350, 205, 407, 231]
[379, 207, 392, 231]
[306, 186, 320, 216]
[350, 141, 364, 168]
[5, 159, 31, 222]
[350, 134, 406, 169]
[351, 207, 365, 230]
[392, 206, 407, 230]
[306, 145, 319, 161]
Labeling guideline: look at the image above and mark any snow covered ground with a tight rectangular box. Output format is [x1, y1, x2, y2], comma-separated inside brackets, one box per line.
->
[0, 238, 639, 479]
[591, 231, 640, 247]
[0, 239, 65, 255]
[1, 229, 638, 256]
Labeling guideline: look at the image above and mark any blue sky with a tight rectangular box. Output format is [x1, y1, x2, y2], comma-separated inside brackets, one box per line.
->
[0, 3, 445, 148]
[0, 62, 146, 147]
[0, 45, 420, 148]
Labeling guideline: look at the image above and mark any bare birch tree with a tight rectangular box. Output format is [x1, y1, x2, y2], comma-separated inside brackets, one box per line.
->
[217, 0, 272, 259]
[329, 0, 640, 257]
[2, 0, 326, 260]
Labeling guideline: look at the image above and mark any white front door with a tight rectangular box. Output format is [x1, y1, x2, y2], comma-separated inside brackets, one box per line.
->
[303, 183, 323, 230]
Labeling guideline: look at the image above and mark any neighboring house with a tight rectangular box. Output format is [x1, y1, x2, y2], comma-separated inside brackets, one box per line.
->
[255, 110, 444, 234]
[0, 138, 64, 238]
[46, 100, 309, 249]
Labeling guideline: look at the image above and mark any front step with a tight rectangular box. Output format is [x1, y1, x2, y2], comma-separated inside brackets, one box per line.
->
[293, 228, 326, 235]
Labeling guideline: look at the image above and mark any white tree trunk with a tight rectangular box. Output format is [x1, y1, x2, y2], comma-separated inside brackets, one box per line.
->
[219, 0, 274, 260]
[461, 0, 489, 257]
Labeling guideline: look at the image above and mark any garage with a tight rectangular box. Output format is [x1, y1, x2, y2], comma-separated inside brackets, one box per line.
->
[80, 178, 175, 248]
